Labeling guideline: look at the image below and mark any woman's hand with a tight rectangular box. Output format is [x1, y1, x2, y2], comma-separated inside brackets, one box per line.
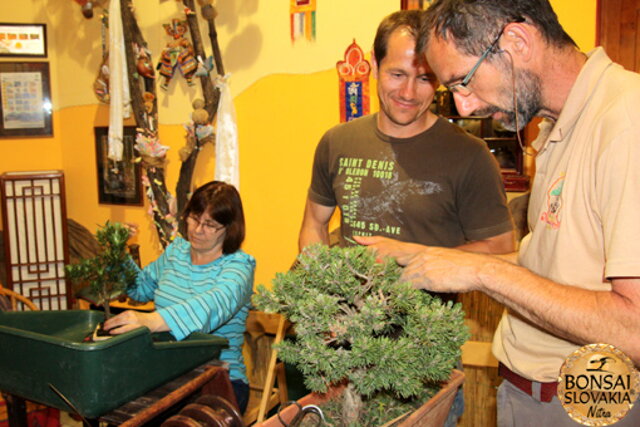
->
[103, 310, 168, 335]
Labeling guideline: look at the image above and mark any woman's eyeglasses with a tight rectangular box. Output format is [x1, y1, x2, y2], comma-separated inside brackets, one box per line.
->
[187, 215, 225, 232]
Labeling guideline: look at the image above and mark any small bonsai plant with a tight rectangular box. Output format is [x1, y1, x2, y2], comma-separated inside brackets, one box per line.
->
[254, 244, 469, 426]
[65, 221, 138, 320]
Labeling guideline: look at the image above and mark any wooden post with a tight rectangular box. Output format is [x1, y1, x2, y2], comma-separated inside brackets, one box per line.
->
[121, 0, 176, 247]
[175, 0, 227, 227]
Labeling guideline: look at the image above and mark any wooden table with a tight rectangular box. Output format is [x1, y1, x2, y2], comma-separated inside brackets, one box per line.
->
[4, 363, 238, 427]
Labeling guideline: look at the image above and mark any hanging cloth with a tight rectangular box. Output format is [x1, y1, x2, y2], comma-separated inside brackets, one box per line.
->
[214, 74, 239, 189]
[107, 0, 131, 161]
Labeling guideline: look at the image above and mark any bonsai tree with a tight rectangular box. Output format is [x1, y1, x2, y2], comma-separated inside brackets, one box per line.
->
[254, 244, 469, 426]
[65, 221, 138, 320]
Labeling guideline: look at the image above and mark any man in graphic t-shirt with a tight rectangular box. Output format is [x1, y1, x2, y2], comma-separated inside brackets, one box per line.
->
[299, 10, 514, 257]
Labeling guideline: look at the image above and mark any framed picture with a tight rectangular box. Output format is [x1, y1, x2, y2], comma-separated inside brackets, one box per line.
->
[0, 23, 47, 57]
[0, 62, 52, 138]
[94, 126, 144, 206]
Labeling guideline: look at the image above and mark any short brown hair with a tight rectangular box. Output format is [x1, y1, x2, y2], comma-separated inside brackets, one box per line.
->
[182, 181, 246, 254]
[374, 10, 423, 65]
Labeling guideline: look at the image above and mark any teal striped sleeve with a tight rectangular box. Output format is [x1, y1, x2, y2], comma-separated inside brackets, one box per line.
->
[127, 241, 175, 303]
[156, 251, 255, 341]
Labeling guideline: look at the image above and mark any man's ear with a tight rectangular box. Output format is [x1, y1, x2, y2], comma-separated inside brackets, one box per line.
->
[500, 21, 533, 63]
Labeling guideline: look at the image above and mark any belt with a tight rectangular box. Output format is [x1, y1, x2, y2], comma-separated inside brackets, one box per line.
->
[498, 363, 558, 403]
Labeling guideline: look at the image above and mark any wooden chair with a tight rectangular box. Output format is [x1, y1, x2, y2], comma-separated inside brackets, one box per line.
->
[243, 310, 291, 425]
[0, 284, 38, 311]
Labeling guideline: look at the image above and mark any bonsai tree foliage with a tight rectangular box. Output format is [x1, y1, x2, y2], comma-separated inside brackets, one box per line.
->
[65, 221, 138, 320]
[254, 244, 469, 425]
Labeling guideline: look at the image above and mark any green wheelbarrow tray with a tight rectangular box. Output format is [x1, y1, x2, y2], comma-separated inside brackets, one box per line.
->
[0, 310, 228, 418]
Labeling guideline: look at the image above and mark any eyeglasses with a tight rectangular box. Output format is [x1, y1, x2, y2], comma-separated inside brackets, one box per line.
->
[447, 18, 524, 96]
[187, 215, 224, 232]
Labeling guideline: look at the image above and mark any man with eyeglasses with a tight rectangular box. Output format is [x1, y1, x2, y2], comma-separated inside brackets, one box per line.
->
[357, 0, 640, 425]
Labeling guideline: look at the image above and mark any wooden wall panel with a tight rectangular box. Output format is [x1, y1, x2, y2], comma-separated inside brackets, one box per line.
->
[598, 0, 640, 72]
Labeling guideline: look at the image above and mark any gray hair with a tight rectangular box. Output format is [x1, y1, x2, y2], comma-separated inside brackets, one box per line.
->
[418, 0, 576, 57]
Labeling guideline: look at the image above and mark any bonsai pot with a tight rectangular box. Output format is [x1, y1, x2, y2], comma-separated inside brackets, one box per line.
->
[0, 310, 228, 418]
[256, 369, 464, 427]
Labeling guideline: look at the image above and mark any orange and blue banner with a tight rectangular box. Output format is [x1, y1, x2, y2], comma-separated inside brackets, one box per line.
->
[337, 40, 370, 122]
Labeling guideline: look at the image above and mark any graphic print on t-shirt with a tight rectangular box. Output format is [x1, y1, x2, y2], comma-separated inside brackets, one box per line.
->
[335, 154, 442, 240]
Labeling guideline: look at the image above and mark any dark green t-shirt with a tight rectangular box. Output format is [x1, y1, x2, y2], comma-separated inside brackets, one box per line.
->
[309, 114, 513, 247]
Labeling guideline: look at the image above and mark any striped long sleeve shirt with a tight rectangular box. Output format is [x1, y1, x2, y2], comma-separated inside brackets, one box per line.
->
[128, 237, 255, 383]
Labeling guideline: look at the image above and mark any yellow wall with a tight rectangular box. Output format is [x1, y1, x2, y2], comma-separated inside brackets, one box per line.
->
[552, 0, 598, 51]
[0, 0, 597, 289]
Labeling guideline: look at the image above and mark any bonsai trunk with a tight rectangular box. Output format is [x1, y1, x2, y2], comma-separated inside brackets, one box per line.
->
[341, 383, 363, 426]
[103, 300, 112, 320]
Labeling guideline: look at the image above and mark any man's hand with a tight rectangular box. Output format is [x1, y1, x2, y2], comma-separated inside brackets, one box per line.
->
[103, 310, 168, 335]
[353, 235, 424, 263]
[400, 246, 489, 293]
[355, 235, 510, 293]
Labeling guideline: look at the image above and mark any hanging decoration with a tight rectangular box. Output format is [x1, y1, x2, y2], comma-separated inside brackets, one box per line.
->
[134, 130, 170, 161]
[135, 44, 155, 79]
[76, 0, 230, 246]
[290, 0, 317, 42]
[197, 0, 216, 19]
[93, 55, 110, 103]
[115, 0, 177, 247]
[175, 0, 229, 227]
[400, 0, 433, 9]
[214, 75, 239, 189]
[336, 39, 370, 123]
[181, 98, 214, 162]
[93, 12, 110, 103]
[157, 19, 197, 90]
[73, 0, 107, 19]
[107, 0, 131, 162]
[135, 127, 179, 244]
[194, 55, 215, 77]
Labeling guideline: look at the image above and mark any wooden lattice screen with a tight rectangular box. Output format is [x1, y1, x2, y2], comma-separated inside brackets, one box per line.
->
[0, 171, 70, 310]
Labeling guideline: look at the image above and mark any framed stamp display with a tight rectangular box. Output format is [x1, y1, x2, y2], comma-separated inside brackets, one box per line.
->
[0, 62, 52, 138]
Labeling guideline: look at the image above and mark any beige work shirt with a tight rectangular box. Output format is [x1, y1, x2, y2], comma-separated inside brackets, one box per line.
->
[493, 48, 640, 382]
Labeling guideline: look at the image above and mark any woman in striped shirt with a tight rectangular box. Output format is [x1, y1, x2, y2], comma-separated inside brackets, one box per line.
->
[104, 181, 256, 413]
